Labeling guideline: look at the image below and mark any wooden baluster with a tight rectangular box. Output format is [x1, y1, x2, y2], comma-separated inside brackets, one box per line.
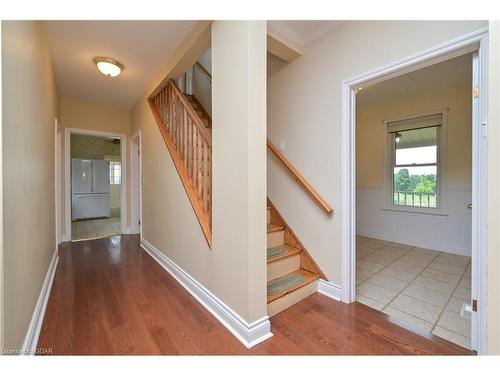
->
[208, 147, 212, 223]
[183, 110, 187, 165]
[203, 141, 208, 213]
[158, 91, 161, 123]
[163, 88, 166, 125]
[175, 95, 178, 144]
[170, 87, 173, 136]
[162, 90, 164, 122]
[155, 95, 158, 116]
[192, 128, 197, 189]
[197, 133, 202, 199]
[165, 88, 168, 129]
[171, 87, 174, 135]
[175, 97, 179, 146]
[183, 108, 187, 161]
[179, 107, 183, 158]
[160, 90, 163, 123]
[187, 118, 192, 178]
[178, 98, 182, 148]
[176, 96, 179, 145]
[159, 90, 162, 123]
[167, 87, 170, 131]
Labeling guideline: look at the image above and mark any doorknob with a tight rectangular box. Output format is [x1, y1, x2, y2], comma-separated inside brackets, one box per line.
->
[467, 203, 472, 209]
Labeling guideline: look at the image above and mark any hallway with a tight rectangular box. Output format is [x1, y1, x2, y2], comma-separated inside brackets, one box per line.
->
[37, 235, 471, 355]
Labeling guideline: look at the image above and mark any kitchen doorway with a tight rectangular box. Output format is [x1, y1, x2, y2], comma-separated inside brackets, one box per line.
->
[64, 128, 127, 241]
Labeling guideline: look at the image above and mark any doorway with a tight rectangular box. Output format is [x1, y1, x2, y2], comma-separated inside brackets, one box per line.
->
[130, 131, 142, 237]
[341, 29, 488, 353]
[64, 128, 127, 241]
[354, 54, 473, 349]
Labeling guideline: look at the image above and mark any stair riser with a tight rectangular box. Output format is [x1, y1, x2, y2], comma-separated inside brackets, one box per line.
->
[267, 254, 300, 281]
[267, 280, 318, 317]
[267, 230, 285, 248]
[267, 208, 271, 225]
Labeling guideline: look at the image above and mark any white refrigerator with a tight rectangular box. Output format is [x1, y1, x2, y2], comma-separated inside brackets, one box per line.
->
[71, 159, 111, 220]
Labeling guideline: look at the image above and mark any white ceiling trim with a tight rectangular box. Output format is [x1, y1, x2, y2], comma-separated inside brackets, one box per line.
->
[268, 21, 344, 48]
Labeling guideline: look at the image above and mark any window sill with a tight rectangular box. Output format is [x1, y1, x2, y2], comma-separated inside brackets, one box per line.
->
[380, 207, 449, 217]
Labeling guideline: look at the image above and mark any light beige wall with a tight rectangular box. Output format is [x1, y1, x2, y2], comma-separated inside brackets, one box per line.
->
[0, 20, 4, 351]
[356, 83, 472, 190]
[58, 97, 131, 235]
[267, 21, 487, 285]
[487, 21, 500, 355]
[1, 21, 59, 350]
[131, 21, 267, 323]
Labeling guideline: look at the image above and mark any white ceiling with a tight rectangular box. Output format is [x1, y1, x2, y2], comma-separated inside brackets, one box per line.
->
[267, 20, 344, 48]
[44, 21, 197, 108]
[357, 53, 472, 106]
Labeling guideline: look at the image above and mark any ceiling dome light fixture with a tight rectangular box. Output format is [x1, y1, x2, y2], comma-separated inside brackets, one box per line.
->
[93, 56, 124, 77]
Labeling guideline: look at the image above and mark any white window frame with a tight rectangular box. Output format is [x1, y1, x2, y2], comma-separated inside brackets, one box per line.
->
[383, 110, 448, 216]
[109, 160, 122, 185]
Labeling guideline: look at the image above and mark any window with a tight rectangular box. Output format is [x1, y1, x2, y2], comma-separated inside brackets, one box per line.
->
[110, 161, 121, 185]
[387, 114, 442, 210]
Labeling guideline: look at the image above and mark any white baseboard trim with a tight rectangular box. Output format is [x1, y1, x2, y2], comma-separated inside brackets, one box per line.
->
[356, 230, 471, 256]
[140, 238, 273, 348]
[21, 249, 59, 355]
[318, 279, 343, 302]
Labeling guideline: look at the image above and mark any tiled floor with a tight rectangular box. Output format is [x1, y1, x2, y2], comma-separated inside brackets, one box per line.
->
[356, 236, 472, 349]
[72, 217, 121, 241]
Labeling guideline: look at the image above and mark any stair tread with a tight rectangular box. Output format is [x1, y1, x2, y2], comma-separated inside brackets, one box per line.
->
[267, 223, 285, 233]
[267, 244, 301, 264]
[267, 269, 319, 303]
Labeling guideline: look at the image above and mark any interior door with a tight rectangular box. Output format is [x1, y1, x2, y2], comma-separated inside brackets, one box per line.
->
[470, 50, 487, 353]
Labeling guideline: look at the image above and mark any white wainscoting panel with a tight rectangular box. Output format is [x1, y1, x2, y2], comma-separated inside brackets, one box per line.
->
[356, 188, 472, 255]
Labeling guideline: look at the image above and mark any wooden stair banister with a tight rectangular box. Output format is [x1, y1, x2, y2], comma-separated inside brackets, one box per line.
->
[149, 79, 212, 248]
[267, 140, 333, 215]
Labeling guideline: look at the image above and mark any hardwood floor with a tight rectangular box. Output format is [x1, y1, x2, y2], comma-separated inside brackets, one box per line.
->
[37, 235, 472, 355]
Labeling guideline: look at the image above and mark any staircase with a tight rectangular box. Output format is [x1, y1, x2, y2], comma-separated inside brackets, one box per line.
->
[266, 199, 324, 317]
[184, 94, 212, 129]
[149, 79, 213, 247]
[149, 67, 329, 314]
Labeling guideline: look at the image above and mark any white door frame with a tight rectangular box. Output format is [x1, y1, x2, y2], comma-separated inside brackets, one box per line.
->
[55, 119, 62, 244]
[64, 127, 127, 241]
[341, 27, 488, 353]
[130, 131, 142, 238]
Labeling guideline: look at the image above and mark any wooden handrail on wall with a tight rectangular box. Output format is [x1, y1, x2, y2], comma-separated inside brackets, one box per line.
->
[149, 79, 212, 247]
[194, 62, 212, 83]
[267, 140, 333, 215]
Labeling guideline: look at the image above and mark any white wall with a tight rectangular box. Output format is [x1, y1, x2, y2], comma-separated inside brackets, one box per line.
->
[357, 189, 471, 255]
[268, 21, 487, 285]
[198, 47, 212, 74]
[192, 47, 212, 116]
[356, 83, 472, 255]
